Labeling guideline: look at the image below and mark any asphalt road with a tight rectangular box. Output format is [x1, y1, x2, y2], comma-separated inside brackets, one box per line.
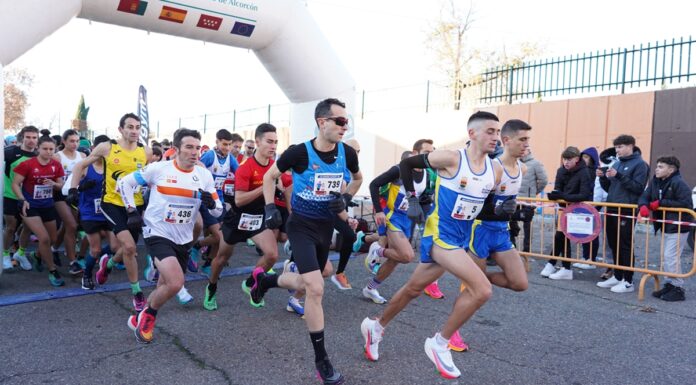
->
[1, 235, 695, 385]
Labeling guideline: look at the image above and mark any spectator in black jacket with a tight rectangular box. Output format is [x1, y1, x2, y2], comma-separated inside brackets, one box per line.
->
[596, 135, 650, 293]
[540, 146, 593, 280]
[638, 156, 693, 301]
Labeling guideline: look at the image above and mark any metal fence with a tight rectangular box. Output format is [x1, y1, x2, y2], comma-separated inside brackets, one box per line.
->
[156, 36, 696, 137]
[480, 36, 696, 104]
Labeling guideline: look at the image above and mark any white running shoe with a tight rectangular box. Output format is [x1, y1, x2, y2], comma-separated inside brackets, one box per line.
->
[540, 262, 556, 277]
[610, 279, 635, 293]
[362, 286, 387, 304]
[361, 317, 383, 361]
[364, 243, 381, 274]
[597, 276, 620, 288]
[283, 240, 292, 257]
[574, 263, 596, 270]
[12, 251, 32, 271]
[2, 255, 13, 271]
[177, 286, 193, 305]
[424, 334, 461, 379]
[549, 268, 573, 280]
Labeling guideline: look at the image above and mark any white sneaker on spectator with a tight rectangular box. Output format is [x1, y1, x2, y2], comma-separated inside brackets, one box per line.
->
[597, 276, 620, 288]
[2, 255, 13, 270]
[549, 268, 573, 280]
[574, 263, 596, 270]
[540, 263, 556, 277]
[610, 280, 634, 293]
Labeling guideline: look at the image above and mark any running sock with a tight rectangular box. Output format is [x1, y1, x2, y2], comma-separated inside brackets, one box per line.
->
[208, 282, 218, 296]
[84, 254, 96, 276]
[309, 330, 328, 363]
[435, 332, 449, 347]
[107, 257, 117, 270]
[130, 281, 142, 295]
[367, 277, 382, 291]
[3, 249, 9, 257]
[145, 306, 158, 317]
[260, 274, 279, 291]
[17, 247, 25, 256]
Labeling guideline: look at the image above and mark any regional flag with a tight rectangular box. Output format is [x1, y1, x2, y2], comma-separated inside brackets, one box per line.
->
[197, 14, 223, 31]
[159, 5, 187, 23]
[230, 22, 255, 37]
[117, 0, 148, 15]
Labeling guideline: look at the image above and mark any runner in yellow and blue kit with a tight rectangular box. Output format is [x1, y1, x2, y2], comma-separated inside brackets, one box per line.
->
[361, 111, 505, 380]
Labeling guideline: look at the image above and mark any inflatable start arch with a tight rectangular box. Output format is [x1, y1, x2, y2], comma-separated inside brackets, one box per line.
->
[0, 0, 355, 253]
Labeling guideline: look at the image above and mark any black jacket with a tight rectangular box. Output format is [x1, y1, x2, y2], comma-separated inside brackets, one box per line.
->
[638, 171, 693, 234]
[600, 149, 649, 205]
[552, 161, 593, 204]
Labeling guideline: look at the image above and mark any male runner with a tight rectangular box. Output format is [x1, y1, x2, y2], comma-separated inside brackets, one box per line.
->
[120, 128, 221, 343]
[360, 111, 504, 379]
[71, 113, 152, 311]
[261, 98, 361, 384]
[202, 123, 282, 311]
[3, 126, 38, 271]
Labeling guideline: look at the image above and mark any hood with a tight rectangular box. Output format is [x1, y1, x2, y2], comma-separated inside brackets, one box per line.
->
[581, 147, 600, 169]
[521, 150, 534, 163]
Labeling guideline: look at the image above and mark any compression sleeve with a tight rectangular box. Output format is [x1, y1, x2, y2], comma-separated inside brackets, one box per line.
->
[399, 154, 430, 193]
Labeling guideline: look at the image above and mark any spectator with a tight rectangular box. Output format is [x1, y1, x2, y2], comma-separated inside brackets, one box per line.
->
[4, 134, 17, 146]
[513, 147, 548, 252]
[572, 146, 601, 270]
[230, 133, 244, 163]
[638, 156, 693, 301]
[151, 146, 163, 162]
[540, 146, 593, 280]
[596, 135, 649, 293]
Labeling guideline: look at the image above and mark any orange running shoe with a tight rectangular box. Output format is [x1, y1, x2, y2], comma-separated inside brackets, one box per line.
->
[134, 308, 156, 343]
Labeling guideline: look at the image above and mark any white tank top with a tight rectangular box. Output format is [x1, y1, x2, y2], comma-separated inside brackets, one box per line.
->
[435, 149, 496, 221]
[58, 151, 83, 179]
[493, 158, 522, 200]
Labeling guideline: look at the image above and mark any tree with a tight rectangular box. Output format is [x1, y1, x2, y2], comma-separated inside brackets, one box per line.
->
[3, 68, 33, 129]
[425, 0, 477, 110]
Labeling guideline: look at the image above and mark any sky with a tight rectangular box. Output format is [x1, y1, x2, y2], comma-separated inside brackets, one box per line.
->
[5, 0, 696, 138]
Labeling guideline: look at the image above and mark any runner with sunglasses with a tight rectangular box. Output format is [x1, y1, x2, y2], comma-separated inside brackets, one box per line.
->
[12, 134, 65, 286]
[260, 98, 361, 385]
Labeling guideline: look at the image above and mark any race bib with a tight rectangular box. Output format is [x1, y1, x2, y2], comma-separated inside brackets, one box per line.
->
[313, 173, 342, 196]
[94, 198, 102, 214]
[33, 184, 53, 200]
[214, 177, 226, 191]
[397, 197, 409, 212]
[238, 213, 263, 231]
[164, 203, 195, 224]
[224, 183, 235, 197]
[451, 195, 483, 220]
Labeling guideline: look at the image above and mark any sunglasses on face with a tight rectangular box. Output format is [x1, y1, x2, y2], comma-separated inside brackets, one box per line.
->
[325, 116, 349, 127]
[247, 146, 255, 150]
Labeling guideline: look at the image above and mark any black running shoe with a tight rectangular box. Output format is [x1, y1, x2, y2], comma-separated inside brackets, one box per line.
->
[249, 267, 267, 308]
[69, 261, 84, 276]
[315, 358, 345, 385]
[661, 286, 685, 302]
[81, 275, 95, 290]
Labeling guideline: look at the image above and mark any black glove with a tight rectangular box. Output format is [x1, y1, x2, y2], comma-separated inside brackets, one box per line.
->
[419, 193, 433, 206]
[494, 197, 518, 217]
[67, 188, 80, 206]
[274, 188, 285, 201]
[342, 193, 354, 209]
[78, 179, 97, 192]
[264, 203, 282, 229]
[547, 191, 564, 201]
[406, 195, 425, 224]
[328, 191, 346, 214]
[198, 189, 216, 210]
[513, 205, 535, 221]
[126, 209, 142, 230]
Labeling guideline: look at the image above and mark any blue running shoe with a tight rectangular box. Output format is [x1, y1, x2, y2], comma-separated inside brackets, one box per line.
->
[201, 259, 212, 277]
[190, 247, 201, 265]
[115, 262, 126, 270]
[286, 296, 304, 316]
[144, 255, 157, 282]
[48, 270, 65, 287]
[352, 231, 364, 253]
[32, 252, 44, 272]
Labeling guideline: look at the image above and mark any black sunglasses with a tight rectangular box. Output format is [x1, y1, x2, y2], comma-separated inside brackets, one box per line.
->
[325, 116, 349, 127]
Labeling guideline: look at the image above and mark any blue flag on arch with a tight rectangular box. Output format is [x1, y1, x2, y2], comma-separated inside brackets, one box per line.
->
[230, 22, 255, 37]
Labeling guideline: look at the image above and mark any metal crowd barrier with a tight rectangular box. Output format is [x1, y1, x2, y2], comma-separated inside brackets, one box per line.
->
[516, 197, 696, 300]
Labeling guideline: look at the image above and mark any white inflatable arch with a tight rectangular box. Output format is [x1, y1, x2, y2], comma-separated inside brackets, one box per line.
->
[0, 0, 355, 253]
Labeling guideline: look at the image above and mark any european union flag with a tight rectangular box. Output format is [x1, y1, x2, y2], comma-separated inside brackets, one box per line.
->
[231, 22, 255, 37]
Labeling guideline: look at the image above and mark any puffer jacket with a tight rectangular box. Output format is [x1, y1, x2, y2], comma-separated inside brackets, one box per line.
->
[638, 171, 693, 234]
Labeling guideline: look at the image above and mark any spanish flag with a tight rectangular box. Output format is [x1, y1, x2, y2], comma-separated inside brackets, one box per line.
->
[159, 5, 187, 23]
